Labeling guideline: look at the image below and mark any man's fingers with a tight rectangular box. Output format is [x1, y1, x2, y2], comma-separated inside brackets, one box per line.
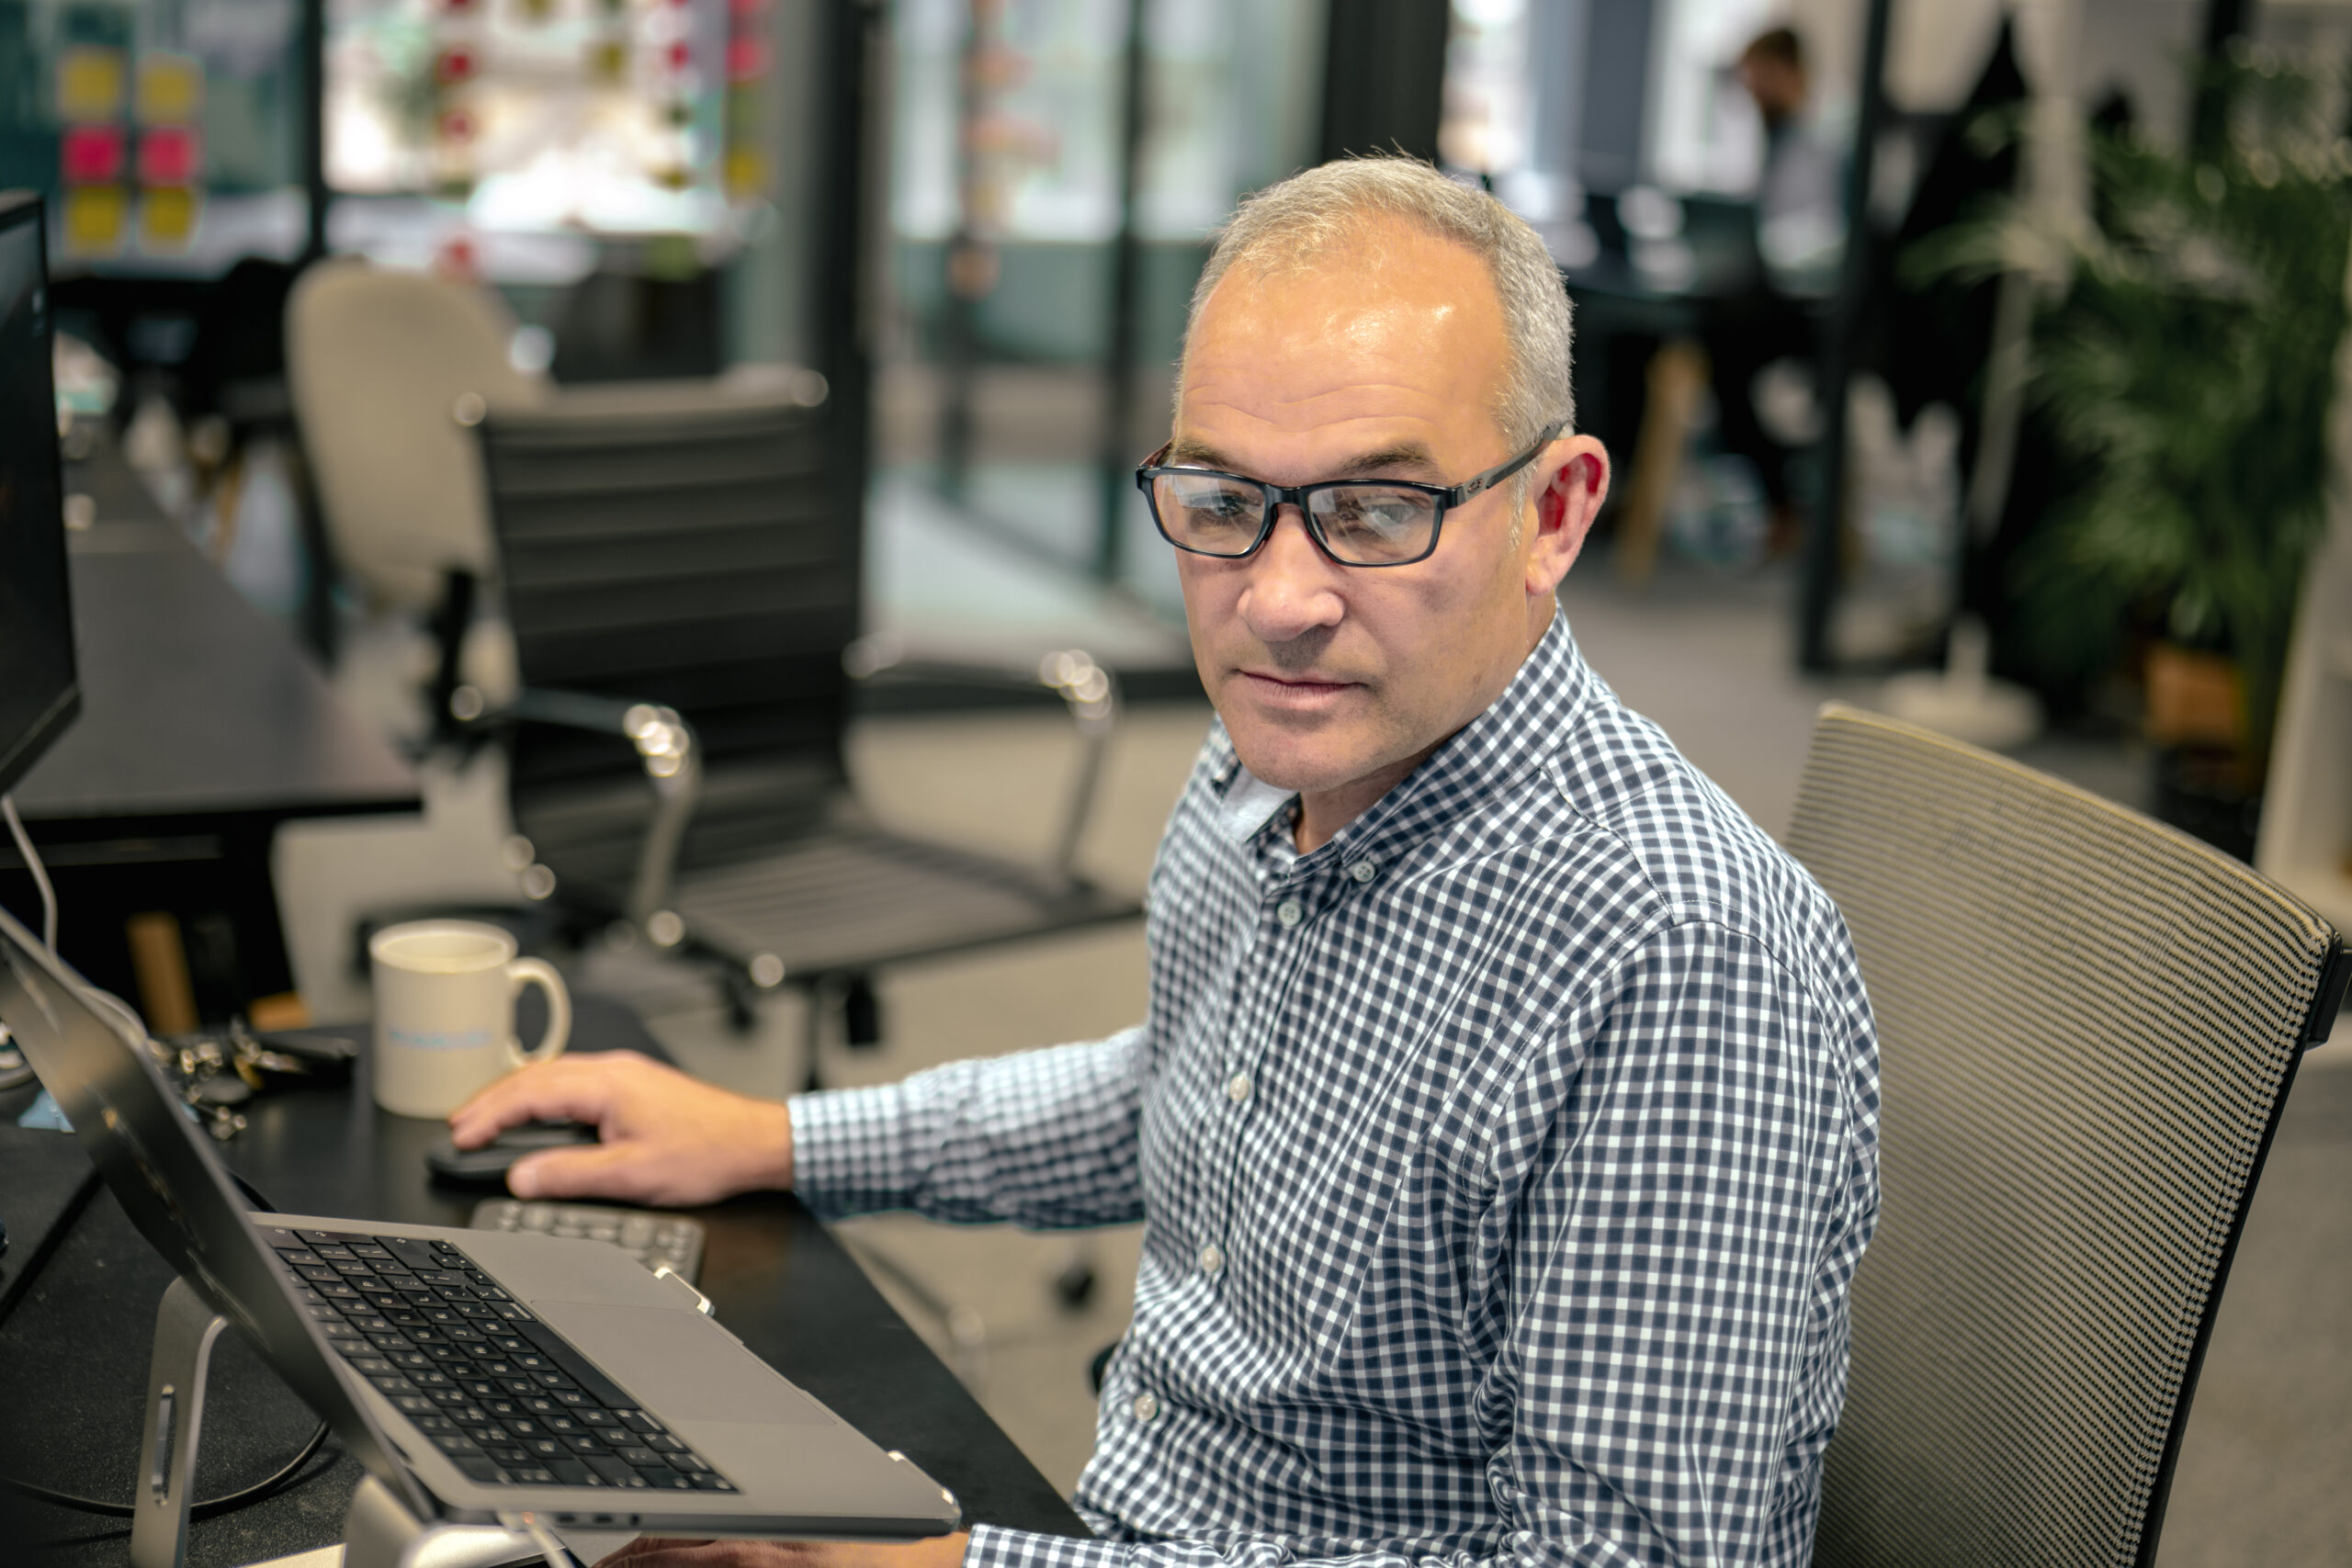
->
[447, 1052, 653, 1146]
[507, 1140, 654, 1201]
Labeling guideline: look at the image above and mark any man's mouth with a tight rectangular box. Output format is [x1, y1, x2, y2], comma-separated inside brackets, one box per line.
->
[1236, 669, 1359, 701]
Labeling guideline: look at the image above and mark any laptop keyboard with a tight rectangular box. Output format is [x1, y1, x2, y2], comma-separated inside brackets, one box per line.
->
[469, 1200, 703, 1281]
[264, 1226, 736, 1494]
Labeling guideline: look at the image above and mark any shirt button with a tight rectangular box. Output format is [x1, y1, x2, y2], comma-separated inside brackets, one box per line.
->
[1132, 1392, 1159, 1422]
[1226, 1072, 1252, 1103]
[1350, 860, 1377, 884]
[1276, 899, 1304, 928]
[1197, 1243, 1225, 1275]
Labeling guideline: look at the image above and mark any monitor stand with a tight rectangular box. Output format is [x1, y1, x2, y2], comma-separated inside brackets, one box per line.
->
[133, 1276, 544, 1568]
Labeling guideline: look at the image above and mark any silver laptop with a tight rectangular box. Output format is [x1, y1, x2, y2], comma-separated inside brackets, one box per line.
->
[0, 903, 960, 1540]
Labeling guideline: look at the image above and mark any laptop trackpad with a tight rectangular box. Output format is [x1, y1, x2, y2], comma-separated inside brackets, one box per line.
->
[535, 1301, 824, 1426]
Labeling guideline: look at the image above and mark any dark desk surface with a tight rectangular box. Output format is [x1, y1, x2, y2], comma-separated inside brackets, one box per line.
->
[14, 472, 417, 829]
[0, 999, 1085, 1563]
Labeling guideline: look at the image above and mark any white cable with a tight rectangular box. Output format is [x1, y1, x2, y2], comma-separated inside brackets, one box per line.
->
[495, 1508, 573, 1568]
[2, 793, 58, 952]
[0, 789, 154, 1043]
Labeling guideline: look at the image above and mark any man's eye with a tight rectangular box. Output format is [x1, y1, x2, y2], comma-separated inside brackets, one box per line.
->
[1322, 491, 1428, 536]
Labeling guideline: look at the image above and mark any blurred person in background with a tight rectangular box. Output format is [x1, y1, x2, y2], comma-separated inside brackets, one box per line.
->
[1704, 25, 1850, 549]
[457, 158, 1881, 1568]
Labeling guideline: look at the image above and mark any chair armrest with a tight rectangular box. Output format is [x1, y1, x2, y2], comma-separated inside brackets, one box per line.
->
[455, 685, 703, 942]
[842, 638, 1119, 884]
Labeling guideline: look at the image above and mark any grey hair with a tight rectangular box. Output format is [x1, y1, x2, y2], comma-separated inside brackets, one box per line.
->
[1178, 157, 1577, 453]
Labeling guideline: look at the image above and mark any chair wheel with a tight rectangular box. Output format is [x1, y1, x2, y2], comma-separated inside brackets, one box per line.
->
[1054, 1258, 1097, 1311]
[842, 975, 881, 1048]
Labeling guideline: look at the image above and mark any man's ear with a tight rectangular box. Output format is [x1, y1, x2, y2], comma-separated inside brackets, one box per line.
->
[1525, 435, 1610, 597]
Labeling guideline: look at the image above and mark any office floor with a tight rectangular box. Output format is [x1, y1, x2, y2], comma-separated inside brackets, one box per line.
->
[275, 556, 2348, 1562]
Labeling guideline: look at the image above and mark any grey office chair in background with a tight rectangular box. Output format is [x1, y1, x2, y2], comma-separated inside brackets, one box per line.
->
[464, 384, 1143, 1087]
[287, 259, 548, 736]
[1788, 704, 2348, 1568]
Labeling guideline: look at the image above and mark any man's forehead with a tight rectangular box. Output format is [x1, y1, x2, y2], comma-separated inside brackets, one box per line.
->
[1178, 228, 1507, 460]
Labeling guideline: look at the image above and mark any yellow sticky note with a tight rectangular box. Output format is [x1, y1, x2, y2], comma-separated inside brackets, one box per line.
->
[139, 186, 201, 251]
[62, 186, 128, 254]
[136, 53, 205, 125]
[57, 47, 125, 122]
[725, 147, 766, 197]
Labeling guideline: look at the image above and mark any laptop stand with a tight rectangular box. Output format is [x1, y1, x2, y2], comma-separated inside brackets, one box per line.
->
[133, 1276, 544, 1568]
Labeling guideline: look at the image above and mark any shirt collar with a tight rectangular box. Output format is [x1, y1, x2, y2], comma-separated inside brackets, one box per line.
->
[1206, 609, 1594, 866]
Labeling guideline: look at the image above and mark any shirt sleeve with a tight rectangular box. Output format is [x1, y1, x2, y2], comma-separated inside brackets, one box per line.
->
[786, 1027, 1151, 1229]
[957, 921, 1871, 1568]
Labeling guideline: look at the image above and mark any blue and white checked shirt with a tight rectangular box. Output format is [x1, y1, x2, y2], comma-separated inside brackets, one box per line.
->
[792, 612, 1880, 1568]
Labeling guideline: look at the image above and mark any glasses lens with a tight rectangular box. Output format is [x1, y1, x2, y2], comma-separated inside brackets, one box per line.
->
[1308, 485, 1440, 564]
[1152, 472, 1267, 556]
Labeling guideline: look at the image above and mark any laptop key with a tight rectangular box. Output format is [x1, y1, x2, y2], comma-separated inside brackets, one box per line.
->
[640, 1469, 695, 1491]
[575, 1409, 615, 1427]
[547, 1458, 595, 1487]
[689, 1474, 735, 1492]
[452, 1456, 508, 1483]
[393, 1394, 435, 1416]
[646, 1435, 685, 1453]
[414, 1415, 458, 1434]
[612, 1446, 661, 1468]
[524, 1438, 565, 1459]
[665, 1453, 710, 1474]
[511, 1467, 557, 1485]
[615, 1410, 663, 1436]
[485, 1445, 528, 1464]
[581, 1454, 639, 1487]
[465, 1426, 504, 1445]
[382, 1236, 440, 1270]
[563, 1433, 604, 1453]
[552, 1389, 589, 1407]
[368, 1375, 416, 1396]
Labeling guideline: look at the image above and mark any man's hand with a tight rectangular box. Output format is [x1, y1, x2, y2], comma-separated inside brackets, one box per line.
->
[447, 1051, 794, 1206]
[595, 1532, 972, 1568]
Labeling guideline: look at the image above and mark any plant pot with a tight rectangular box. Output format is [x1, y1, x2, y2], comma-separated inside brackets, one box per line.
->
[2151, 745, 2265, 863]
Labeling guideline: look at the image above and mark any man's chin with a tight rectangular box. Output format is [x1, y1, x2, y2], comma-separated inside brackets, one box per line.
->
[1219, 717, 1372, 799]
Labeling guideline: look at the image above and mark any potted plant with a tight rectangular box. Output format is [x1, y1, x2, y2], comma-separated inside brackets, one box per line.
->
[1918, 48, 2351, 857]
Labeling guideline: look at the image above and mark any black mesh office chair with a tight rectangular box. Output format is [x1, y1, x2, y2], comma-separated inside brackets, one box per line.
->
[1789, 704, 2348, 1568]
[466, 382, 1142, 1087]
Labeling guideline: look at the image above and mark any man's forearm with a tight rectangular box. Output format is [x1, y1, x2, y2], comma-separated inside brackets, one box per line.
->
[788, 1029, 1149, 1228]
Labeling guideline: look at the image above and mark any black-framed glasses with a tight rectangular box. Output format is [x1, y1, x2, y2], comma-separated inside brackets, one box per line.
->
[1134, 420, 1566, 568]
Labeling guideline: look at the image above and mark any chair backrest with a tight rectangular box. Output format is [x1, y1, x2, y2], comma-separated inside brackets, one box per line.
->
[1788, 703, 2342, 1568]
[286, 259, 545, 610]
[473, 381, 844, 855]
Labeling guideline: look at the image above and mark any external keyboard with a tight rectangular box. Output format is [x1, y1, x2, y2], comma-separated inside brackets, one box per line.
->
[469, 1200, 704, 1283]
[264, 1225, 734, 1493]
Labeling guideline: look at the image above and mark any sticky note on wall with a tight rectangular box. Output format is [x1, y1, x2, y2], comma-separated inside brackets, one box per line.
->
[57, 47, 125, 122]
[136, 53, 205, 125]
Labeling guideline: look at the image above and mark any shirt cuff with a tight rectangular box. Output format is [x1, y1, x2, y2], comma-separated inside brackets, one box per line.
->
[967, 1523, 1136, 1568]
[786, 1081, 913, 1215]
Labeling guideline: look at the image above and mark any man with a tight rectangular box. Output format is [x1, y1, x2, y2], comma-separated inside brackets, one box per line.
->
[455, 158, 1880, 1568]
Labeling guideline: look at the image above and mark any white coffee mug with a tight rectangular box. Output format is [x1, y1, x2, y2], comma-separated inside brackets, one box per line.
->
[369, 920, 571, 1119]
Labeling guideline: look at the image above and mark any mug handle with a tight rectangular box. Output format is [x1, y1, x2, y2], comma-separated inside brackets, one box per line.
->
[504, 958, 571, 1066]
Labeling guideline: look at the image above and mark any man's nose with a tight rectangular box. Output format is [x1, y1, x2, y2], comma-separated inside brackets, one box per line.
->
[1237, 504, 1345, 642]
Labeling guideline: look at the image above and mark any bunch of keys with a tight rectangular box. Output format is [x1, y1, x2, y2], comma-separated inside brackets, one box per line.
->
[148, 1020, 357, 1142]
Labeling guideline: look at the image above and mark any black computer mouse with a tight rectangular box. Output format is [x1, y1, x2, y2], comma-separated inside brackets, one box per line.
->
[424, 1120, 599, 1187]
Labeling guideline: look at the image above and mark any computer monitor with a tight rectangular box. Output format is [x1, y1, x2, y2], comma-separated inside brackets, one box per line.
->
[0, 192, 78, 796]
